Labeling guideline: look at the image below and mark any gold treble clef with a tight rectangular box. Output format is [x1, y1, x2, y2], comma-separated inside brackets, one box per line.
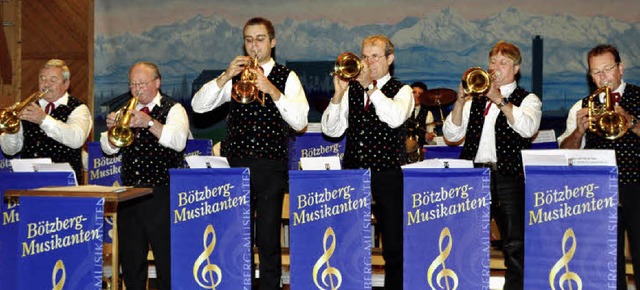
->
[312, 227, 342, 290]
[549, 228, 582, 290]
[426, 227, 459, 290]
[193, 224, 222, 289]
[52, 259, 66, 290]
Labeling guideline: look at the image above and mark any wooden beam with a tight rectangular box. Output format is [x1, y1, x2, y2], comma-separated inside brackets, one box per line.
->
[0, 16, 12, 83]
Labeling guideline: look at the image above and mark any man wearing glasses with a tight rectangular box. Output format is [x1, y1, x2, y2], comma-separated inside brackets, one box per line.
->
[558, 44, 640, 289]
[101, 61, 190, 290]
[192, 17, 308, 290]
[321, 34, 413, 290]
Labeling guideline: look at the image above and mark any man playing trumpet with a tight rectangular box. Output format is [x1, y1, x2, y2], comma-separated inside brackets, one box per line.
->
[100, 61, 189, 290]
[0, 59, 92, 184]
[322, 34, 413, 290]
[558, 44, 640, 289]
[192, 17, 309, 290]
[443, 41, 542, 290]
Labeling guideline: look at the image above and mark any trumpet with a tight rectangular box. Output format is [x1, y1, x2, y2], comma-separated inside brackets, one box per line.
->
[587, 85, 628, 140]
[0, 89, 49, 134]
[333, 52, 362, 80]
[232, 51, 265, 105]
[461, 67, 500, 96]
[107, 95, 139, 147]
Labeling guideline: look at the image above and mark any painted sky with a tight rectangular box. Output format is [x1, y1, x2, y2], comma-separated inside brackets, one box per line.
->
[96, 0, 640, 35]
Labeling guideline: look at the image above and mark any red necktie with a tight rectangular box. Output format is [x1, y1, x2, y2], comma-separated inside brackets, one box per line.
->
[483, 101, 492, 116]
[365, 80, 377, 111]
[45, 102, 55, 114]
[140, 106, 150, 114]
[611, 92, 622, 103]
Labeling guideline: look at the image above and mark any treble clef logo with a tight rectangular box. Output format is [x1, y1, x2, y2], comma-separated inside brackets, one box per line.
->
[312, 227, 342, 290]
[426, 227, 459, 290]
[52, 259, 66, 290]
[193, 224, 222, 289]
[549, 228, 582, 290]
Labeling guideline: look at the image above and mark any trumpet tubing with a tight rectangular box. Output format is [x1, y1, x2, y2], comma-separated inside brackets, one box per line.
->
[0, 89, 48, 134]
[587, 86, 628, 140]
[107, 96, 138, 147]
[232, 54, 265, 105]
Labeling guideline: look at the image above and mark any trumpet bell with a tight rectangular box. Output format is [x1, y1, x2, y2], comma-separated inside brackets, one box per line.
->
[108, 126, 135, 148]
[597, 112, 628, 140]
[0, 109, 20, 134]
[233, 80, 260, 104]
[333, 52, 362, 80]
[462, 67, 491, 96]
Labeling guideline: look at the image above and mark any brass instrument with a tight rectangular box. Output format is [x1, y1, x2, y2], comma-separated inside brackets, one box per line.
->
[107, 95, 139, 147]
[587, 85, 628, 140]
[232, 51, 265, 105]
[333, 52, 362, 80]
[461, 67, 499, 96]
[0, 89, 49, 134]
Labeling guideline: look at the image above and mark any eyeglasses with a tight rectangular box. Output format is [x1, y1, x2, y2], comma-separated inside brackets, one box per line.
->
[362, 54, 387, 62]
[590, 63, 619, 76]
[129, 78, 157, 88]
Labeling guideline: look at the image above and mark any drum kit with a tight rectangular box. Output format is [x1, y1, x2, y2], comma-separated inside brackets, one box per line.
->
[406, 87, 457, 163]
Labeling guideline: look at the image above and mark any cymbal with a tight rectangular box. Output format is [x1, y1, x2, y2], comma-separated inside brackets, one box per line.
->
[420, 88, 457, 107]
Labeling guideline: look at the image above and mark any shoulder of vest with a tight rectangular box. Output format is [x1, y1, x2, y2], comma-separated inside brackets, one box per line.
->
[160, 94, 178, 106]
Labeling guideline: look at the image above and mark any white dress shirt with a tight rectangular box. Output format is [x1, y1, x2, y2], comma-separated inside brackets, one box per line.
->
[100, 93, 190, 154]
[321, 73, 414, 138]
[191, 58, 309, 131]
[0, 92, 93, 155]
[443, 81, 542, 163]
[557, 81, 627, 148]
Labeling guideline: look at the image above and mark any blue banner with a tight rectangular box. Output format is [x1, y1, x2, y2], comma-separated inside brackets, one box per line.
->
[403, 168, 491, 289]
[0, 152, 14, 172]
[0, 172, 76, 290]
[89, 139, 213, 244]
[17, 196, 104, 290]
[88, 139, 213, 186]
[87, 141, 122, 186]
[289, 132, 345, 170]
[524, 166, 618, 290]
[289, 170, 372, 290]
[170, 168, 251, 290]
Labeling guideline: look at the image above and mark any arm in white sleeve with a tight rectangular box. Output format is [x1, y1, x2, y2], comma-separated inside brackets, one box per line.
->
[442, 101, 471, 142]
[556, 100, 585, 148]
[321, 91, 349, 138]
[158, 103, 190, 152]
[369, 85, 414, 128]
[191, 73, 232, 113]
[426, 111, 435, 133]
[0, 127, 24, 155]
[507, 93, 542, 138]
[273, 71, 309, 131]
[40, 104, 92, 149]
[99, 131, 120, 155]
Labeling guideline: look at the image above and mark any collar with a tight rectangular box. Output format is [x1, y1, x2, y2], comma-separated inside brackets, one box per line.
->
[375, 73, 392, 88]
[499, 81, 517, 99]
[261, 58, 276, 77]
[137, 92, 163, 111]
[599, 80, 626, 103]
[39, 92, 69, 107]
